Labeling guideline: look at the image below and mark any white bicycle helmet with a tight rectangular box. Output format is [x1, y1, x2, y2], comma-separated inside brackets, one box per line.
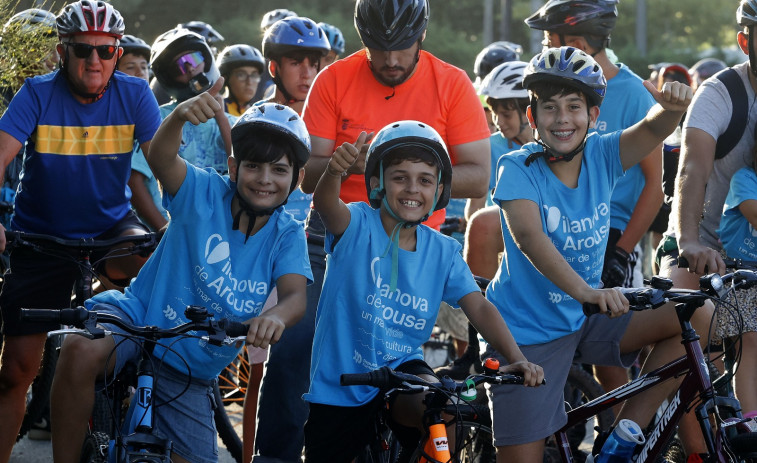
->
[56, 1, 124, 39]
[479, 61, 529, 100]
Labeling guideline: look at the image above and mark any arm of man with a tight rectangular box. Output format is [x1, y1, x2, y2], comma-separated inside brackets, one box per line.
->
[459, 291, 543, 386]
[0, 131, 23, 251]
[502, 198, 628, 316]
[147, 79, 225, 196]
[246, 273, 308, 349]
[312, 132, 368, 236]
[675, 128, 724, 274]
[128, 170, 168, 231]
[615, 146, 664, 253]
[619, 81, 692, 171]
[449, 138, 490, 199]
[302, 136, 336, 194]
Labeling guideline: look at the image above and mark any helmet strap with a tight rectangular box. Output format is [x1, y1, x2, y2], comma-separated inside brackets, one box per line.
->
[230, 169, 284, 243]
[749, 28, 757, 77]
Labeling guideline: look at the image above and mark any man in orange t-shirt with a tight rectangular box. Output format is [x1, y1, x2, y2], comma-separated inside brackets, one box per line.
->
[252, 1, 490, 461]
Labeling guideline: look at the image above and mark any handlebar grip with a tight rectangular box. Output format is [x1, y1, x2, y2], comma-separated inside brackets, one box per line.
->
[224, 321, 249, 338]
[678, 256, 689, 268]
[340, 372, 376, 386]
[19, 307, 89, 325]
[582, 302, 601, 316]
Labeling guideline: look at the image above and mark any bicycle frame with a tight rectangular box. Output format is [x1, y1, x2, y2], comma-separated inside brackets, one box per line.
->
[553, 302, 741, 463]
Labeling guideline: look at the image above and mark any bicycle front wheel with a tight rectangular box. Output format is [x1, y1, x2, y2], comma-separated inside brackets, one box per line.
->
[456, 421, 496, 463]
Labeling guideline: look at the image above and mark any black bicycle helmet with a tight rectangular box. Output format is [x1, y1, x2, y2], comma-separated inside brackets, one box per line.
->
[151, 28, 220, 102]
[354, 0, 429, 51]
[177, 21, 224, 44]
[217, 44, 265, 76]
[119, 34, 150, 60]
[525, 0, 618, 49]
[474, 41, 522, 80]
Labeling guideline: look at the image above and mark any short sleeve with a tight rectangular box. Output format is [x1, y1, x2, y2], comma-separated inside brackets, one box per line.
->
[493, 152, 540, 205]
[132, 82, 161, 145]
[272, 222, 313, 284]
[164, 161, 221, 222]
[442, 251, 480, 307]
[442, 70, 491, 148]
[130, 145, 152, 177]
[730, 168, 757, 207]
[302, 67, 338, 142]
[0, 81, 40, 144]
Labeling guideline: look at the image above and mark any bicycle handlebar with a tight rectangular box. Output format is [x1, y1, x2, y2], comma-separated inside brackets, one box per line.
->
[19, 306, 249, 345]
[583, 270, 757, 316]
[5, 230, 158, 256]
[340, 364, 528, 392]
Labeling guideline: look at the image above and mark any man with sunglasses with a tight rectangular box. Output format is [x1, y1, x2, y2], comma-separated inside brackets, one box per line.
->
[0, 2, 161, 459]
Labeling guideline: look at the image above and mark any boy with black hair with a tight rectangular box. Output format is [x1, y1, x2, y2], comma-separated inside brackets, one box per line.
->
[486, 46, 698, 462]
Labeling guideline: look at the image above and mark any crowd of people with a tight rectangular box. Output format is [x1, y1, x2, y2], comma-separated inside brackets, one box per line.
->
[0, 0, 755, 462]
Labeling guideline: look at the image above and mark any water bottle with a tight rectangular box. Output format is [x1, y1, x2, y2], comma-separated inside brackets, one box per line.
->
[594, 419, 645, 463]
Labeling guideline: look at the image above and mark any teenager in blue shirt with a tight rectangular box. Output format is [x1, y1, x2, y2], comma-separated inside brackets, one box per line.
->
[485, 47, 700, 462]
[50, 90, 313, 463]
[303, 121, 542, 462]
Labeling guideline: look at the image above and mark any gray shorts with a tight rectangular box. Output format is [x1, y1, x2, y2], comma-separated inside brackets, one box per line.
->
[94, 303, 220, 463]
[435, 301, 468, 341]
[484, 312, 638, 446]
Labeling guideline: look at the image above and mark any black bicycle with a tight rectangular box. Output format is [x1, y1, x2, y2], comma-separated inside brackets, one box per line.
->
[19, 305, 249, 463]
[0, 230, 158, 442]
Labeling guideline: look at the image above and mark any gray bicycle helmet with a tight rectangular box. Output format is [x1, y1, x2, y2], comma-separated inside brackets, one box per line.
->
[365, 120, 451, 212]
[119, 34, 150, 60]
[261, 9, 298, 32]
[354, 0, 429, 51]
[56, 0, 124, 39]
[177, 21, 224, 44]
[151, 28, 220, 102]
[525, 0, 618, 49]
[479, 61, 529, 100]
[217, 44, 265, 76]
[3, 8, 57, 36]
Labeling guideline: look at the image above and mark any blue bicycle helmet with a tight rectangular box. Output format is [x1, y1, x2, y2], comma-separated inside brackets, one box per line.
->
[262, 17, 330, 60]
[150, 28, 220, 102]
[365, 120, 451, 212]
[523, 46, 606, 108]
[355, 0, 429, 51]
[231, 103, 311, 177]
[318, 22, 345, 55]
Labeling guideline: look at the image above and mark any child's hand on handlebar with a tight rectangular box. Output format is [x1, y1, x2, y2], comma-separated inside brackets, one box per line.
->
[502, 360, 544, 387]
[245, 313, 286, 349]
[581, 287, 629, 318]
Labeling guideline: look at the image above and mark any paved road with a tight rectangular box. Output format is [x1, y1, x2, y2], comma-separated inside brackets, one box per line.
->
[10, 405, 243, 463]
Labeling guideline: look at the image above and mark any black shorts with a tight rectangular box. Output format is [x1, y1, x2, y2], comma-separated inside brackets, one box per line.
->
[0, 211, 148, 336]
[303, 360, 435, 463]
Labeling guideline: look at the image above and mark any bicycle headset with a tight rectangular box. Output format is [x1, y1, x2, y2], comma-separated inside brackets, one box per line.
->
[56, 0, 125, 101]
[229, 103, 311, 241]
[261, 17, 330, 104]
[150, 28, 220, 103]
[525, 0, 618, 53]
[521, 46, 607, 166]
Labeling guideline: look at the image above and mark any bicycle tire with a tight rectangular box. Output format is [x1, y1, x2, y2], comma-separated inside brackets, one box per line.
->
[80, 431, 109, 463]
[217, 350, 250, 405]
[213, 382, 243, 463]
[17, 335, 60, 441]
[543, 364, 614, 463]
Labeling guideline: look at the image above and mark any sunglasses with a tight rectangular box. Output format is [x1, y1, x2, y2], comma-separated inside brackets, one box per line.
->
[175, 51, 205, 75]
[65, 42, 118, 60]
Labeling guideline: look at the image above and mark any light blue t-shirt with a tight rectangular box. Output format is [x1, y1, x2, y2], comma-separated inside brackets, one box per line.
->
[305, 202, 479, 406]
[487, 132, 624, 346]
[130, 144, 168, 228]
[489, 131, 521, 192]
[593, 64, 655, 231]
[719, 168, 757, 260]
[159, 102, 237, 175]
[88, 163, 313, 380]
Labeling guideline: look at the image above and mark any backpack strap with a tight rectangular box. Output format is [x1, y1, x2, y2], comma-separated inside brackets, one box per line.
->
[714, 68, 748, 160]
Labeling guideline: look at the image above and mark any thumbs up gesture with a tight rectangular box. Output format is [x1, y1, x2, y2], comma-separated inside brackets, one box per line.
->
[174, 77, 226, 125]
[643, 79, 693, 113]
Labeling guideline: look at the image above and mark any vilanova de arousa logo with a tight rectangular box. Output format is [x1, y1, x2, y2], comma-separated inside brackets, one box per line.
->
[543, 203, 610, 251]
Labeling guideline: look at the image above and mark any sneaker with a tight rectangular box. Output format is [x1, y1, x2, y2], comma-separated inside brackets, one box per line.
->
[28, 416, 51, 441]
[434, 351, 482, 380]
